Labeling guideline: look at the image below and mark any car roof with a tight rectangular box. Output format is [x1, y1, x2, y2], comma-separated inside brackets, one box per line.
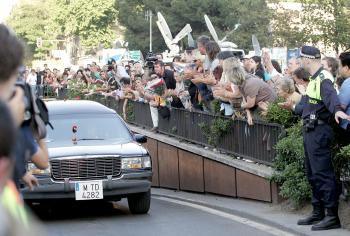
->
[47, 100, 116, 115]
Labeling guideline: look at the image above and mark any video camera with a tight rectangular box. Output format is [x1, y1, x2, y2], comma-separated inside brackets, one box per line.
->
[14, 78, 52, 139]
[145, 52, 158, 71]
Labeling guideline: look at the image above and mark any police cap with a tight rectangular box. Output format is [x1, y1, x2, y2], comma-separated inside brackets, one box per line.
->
[300, 46, 321, 59]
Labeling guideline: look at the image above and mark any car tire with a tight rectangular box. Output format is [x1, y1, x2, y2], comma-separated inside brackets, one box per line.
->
[127, 190, 151, 214]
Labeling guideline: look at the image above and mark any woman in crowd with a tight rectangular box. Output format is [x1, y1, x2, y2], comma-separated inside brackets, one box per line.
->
[261, 49, 282, 88]
[321, 57, 339, 78]
[75, 69, 88, 85]
[225, 58, 277, 123]
[212, 53, 240, 116]
[191, 41, 221, 112]
[165, 70, 192, 110]
[250, 56, 266, 81]
[276, 77, 301, 105]
[133, 62, 144, 77]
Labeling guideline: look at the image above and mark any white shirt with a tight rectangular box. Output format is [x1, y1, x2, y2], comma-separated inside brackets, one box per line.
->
[116, 65, 130, 79]
[26, 73, 37, 86]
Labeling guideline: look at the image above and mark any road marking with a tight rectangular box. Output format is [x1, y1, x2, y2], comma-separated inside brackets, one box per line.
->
[154, 196, 297, 236]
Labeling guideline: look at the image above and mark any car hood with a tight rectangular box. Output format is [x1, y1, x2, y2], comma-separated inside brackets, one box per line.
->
[48, 140, 147, 158]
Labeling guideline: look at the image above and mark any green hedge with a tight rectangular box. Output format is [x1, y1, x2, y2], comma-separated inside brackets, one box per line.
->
[266, 100, 350, 207]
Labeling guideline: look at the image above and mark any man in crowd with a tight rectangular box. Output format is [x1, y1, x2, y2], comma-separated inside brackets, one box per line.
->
[154, 60, 176, 90]
[36, 67, 44, 97]
[286, 57, 301, 76]
[26, 69, 37, 92]
[241, 55, 252, 73]
[154, 60, 184, 108]
[337, 51, 350, 145]
[196, 35, 210, 71]
[296, 46, 350, 231]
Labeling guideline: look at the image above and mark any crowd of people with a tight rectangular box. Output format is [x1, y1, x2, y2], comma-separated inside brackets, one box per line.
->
[22, 35, 350, 136]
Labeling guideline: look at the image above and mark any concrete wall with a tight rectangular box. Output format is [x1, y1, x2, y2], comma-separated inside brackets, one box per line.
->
[143, 137, 281, 203]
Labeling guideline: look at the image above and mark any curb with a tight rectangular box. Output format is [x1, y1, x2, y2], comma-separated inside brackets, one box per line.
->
[151, 192, 308, 236]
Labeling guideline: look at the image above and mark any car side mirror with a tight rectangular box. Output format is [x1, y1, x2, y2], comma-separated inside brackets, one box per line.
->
[135, 134, 147, 143]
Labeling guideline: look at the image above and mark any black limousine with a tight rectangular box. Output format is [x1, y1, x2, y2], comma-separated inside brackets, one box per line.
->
[22, 100, 152, 214]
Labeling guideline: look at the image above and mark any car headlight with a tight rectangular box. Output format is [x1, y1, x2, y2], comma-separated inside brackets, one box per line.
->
[122, 156, 151, 170]
[27, 162, 51, 175]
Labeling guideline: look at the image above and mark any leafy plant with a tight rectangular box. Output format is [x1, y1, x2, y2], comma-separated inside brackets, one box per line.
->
[271, 122, 311, 207]
[170, 126, 177, 134]
[212, 99, 221, 115]
[278, 162, 312, 207]
[333, 144, 350, 180]
[66, 80, 88, 100]
[126, 101, 135, 122]
[44, 86, 57, 98]
[198, 117, 232, 147]
[265, 98, 299, 128]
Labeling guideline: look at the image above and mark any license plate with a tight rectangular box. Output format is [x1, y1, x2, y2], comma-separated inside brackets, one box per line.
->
[75, 181, 103, 200]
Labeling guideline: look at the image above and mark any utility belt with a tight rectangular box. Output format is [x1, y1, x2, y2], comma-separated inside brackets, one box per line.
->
[303, 114, 327, 132]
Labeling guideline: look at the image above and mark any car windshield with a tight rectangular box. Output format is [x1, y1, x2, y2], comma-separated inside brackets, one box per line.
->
[47, 114, 132, 143]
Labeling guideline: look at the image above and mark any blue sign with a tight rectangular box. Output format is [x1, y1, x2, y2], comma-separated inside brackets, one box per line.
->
[287, 48, 300, 62]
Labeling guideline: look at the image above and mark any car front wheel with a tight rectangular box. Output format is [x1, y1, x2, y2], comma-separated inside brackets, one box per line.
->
[127, 190, 151, 214]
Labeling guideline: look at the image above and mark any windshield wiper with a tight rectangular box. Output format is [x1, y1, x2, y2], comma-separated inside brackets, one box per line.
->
[77, 138, 105, 141]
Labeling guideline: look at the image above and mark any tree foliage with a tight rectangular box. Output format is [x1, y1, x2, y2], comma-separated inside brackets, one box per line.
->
[117, 0, 272, 53]
[300, 0, 350, 53]
[7, 0, 54, 60]
[52, 0, 118, 51]
[8, 0, 349, 63]
[270, 2, 306, 48]
[7, 0, 118, 60]
[271, 0, 350, 52]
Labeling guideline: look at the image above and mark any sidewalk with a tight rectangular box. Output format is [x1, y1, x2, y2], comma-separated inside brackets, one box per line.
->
[152, 188, 349, 236]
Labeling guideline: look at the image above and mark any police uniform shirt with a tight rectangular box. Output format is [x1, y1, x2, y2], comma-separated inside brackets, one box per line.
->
[302, 67, 341, 121]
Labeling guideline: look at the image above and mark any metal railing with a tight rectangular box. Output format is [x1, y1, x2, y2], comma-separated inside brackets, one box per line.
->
[87, 95, 285, 166]
[41, 87, 285, 166]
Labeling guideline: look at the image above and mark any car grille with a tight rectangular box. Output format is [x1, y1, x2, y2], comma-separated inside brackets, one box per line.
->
[50, 156, 121, 180]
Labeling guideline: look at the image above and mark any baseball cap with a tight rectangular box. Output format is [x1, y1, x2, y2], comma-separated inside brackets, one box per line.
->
[300, 46, 321, 59]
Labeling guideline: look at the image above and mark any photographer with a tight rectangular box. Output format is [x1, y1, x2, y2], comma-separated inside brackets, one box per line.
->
[0, 24, 48, 235]
[0, 101, 45, 236]
[0, 24, 49, 191]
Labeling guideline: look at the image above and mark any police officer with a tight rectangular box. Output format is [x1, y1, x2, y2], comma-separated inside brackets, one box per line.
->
[296, 46, 350, 230]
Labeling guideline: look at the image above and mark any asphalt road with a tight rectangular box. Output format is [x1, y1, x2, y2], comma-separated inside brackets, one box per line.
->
[30, 196, 282, 236]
